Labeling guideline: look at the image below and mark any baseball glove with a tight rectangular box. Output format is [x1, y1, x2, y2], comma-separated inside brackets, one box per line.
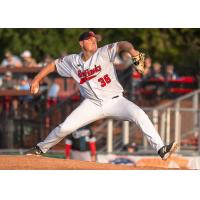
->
[132, 52, 145, 74]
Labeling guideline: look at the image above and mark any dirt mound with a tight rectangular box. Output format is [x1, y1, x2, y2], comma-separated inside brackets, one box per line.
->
[0, 155, 185, 170]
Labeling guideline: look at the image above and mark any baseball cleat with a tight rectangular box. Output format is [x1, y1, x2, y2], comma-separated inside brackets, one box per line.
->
[158, 142, 179, 160]
[25, 146, 43, 156]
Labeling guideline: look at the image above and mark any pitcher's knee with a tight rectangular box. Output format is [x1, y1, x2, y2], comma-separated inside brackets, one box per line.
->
[55, 124, 75, 138]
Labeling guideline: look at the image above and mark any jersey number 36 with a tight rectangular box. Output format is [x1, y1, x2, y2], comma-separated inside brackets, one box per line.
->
[98, 74, 111, 87]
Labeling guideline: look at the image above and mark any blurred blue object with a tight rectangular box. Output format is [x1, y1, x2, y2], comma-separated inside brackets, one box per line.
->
[109, 157, 136, 166]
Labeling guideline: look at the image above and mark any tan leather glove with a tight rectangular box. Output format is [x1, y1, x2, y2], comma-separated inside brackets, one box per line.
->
[132, 52, 145, 74]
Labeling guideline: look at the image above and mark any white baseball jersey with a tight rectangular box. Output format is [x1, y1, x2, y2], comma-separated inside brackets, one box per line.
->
[55, 43, 123, 105]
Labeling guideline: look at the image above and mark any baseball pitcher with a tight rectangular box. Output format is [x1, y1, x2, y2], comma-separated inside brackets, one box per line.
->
[26, 31, 178, 160]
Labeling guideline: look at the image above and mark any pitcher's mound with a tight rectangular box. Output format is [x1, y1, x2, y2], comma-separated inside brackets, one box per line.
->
[0, 155, 181, 170]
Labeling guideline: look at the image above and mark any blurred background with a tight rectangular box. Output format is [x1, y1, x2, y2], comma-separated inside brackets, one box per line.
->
[0, 28, 200, 169]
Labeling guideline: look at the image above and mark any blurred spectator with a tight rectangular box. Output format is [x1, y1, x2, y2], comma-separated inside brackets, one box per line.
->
[165, 64, 179, 80]
[0, 71, 16, 115]
[19, 75, 30, 91]
[65, 125, 96, 162]
[38, 54, 54, 67]
[18, 75, 32, 102]
[146, 62, 165, 101]
[45, 78, 60, 127]
[47, 79, 60, 99]
[143, 56, 153, 79]
[17, 75, 32, 118]
[152, 62, 164, 80]
[0, 71, 15, 89]
[1, 51, 22, 67]
[21, 50, 38, 67]
[140, 56, 154, 88]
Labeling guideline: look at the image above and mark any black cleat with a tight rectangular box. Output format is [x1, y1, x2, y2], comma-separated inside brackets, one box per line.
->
[25, 146, 43, 156]
[158, 142, 179, 160]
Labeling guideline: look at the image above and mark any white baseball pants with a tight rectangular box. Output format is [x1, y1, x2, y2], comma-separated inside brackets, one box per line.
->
[37, 96, 164, 153]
